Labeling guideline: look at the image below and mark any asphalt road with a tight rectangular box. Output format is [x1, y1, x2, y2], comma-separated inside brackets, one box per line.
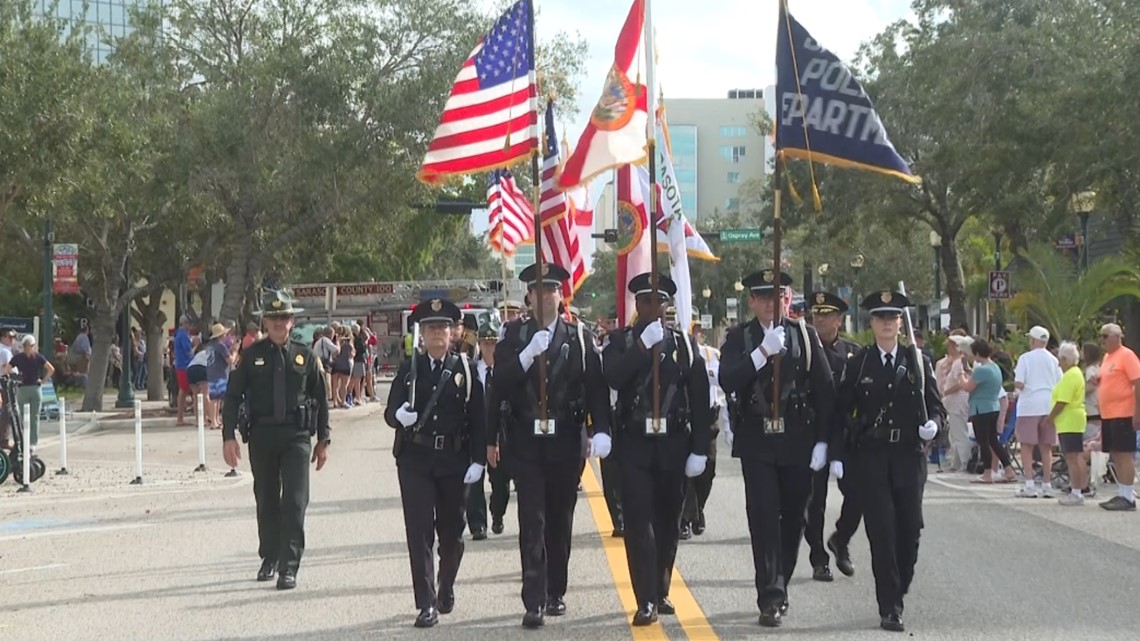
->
[3, 388, 1139, 641]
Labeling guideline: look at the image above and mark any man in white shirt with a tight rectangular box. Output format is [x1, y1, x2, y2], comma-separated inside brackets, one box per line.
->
[1014, 326, 1063, 497]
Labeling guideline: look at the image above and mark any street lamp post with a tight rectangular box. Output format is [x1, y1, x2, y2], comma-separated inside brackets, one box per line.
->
[701, 286, 711, 316]
[849, 253, 864, 332]
[817, 263, 829, 292]
[1070, 190, 1097, 272]
[929, 232, 942, 331]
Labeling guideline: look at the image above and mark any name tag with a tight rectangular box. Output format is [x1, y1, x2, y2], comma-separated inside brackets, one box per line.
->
[764, 418, 785, 435]
[533, 419, 555, 437]
[645, 418, 667, 436]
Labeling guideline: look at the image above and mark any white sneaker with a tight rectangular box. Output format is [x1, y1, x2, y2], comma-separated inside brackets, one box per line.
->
[1041, 486, 1056, 499]
[1016, 487, 1039, 498]
[1058, 493, 1085, 506]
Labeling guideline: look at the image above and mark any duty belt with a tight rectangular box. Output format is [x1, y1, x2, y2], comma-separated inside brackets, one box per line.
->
[407, 432, 465, 452]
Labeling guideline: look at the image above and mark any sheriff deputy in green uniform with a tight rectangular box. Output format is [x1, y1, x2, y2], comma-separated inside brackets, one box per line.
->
[223, 290, 331, 591]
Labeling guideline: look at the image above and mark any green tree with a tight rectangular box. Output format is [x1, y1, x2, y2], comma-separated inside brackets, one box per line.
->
[1008, 244, 1140, 343]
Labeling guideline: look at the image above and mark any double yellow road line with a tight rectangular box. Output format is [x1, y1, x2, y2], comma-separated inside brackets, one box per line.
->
[579, 463, 721, 641]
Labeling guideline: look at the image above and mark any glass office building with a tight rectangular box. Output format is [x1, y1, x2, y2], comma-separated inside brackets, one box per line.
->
[32, 0, 150, 63]
[668, 124, 699, 221]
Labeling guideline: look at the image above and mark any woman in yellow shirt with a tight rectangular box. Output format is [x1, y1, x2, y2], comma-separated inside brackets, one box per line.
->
[1044, 342, 1087, 506]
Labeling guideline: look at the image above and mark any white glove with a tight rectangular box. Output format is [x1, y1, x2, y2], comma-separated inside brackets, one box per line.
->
[722, 425, 734, 448]
[809, 441, 828, 471]
[395, 402, 418, 428]
[518, 329, 552, 370]
[830, 460, 844, 479]
[684, 454, 708, 478]
[463, 462, 486, 484]
[760, 325, 786, 357]
[640, 320, 665, 349]
[918, 419, 938, 441]
[590, 432, 612, 459]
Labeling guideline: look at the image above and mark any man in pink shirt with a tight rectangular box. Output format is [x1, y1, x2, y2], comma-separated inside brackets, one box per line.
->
[1096, 323, 1139, 511]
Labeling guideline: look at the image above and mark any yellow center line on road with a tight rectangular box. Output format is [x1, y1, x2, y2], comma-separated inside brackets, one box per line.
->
[580, 463, 721, 641]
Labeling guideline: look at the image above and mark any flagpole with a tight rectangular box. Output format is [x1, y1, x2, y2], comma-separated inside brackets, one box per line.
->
[643, 0, 661, 428]
[771, 0, 787, 423]
[527, 2, 548, 428]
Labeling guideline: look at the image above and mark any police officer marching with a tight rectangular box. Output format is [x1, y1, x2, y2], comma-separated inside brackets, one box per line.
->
[803, 291, 862, 581]
[385, 298, 487, 629]
[222, 290, 331, 591]
[603, 273, 713, 627]
[681, 321, 721, 539]
[836, 291, 944, 633]
[717, 270, 835, 628]
[466, 312, 512, 538]
[494, 262, 612, 629]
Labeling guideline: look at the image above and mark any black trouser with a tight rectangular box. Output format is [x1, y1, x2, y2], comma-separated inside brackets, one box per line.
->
[850, 446, 925, 618]
[972, 411, 1010, 472]
[831, 472, 863, 548]
[514, 457, 581, 611]
[741, 460, 812, 611]
[620, 460, 686, 607]
[466, 465, 512, 533]
[600, 454, 623, 530]
[683, 439, 717, 524]
[804, 467, 830, 568]
[398, 464, 467, 610]
[248, 426, 312, 574]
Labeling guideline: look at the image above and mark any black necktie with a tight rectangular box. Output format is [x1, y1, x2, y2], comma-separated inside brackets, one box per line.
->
[432, 359, 442, 375]
[273, 346, 287, 423]
[884, 352, 893, 370]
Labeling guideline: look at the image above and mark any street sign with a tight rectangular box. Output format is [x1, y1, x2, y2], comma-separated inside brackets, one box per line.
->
[989, 270, 1010, 300]
[700, 314, 713, 328]
[719, 228, 762, 243]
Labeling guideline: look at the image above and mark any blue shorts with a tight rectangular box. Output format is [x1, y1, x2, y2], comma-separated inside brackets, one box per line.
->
[208, 378, 227, 400]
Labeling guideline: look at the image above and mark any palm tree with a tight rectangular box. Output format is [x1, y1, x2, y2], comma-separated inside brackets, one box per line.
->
[1008, 244, 1140, 343]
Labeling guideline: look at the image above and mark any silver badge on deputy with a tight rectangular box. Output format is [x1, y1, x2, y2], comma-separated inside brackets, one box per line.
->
[254, 358, 265, 366]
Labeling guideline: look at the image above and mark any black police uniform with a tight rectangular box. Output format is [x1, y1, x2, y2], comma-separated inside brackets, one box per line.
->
[603, 273, 713, 625]
[598, 331, 624, 535]
[803, 292, 862, 579]
[682, 340, 721, 537]
[466, 316, 512, 537]
[222, 293, 330, 590]
[494, 263, 611, 628]
[385, 299, 486, 628]
[718, 270, 834, 626]
[836, 291, 944, 632]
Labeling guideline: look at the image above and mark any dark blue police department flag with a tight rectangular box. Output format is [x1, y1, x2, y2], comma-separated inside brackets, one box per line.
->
[775, 1, 918, 183]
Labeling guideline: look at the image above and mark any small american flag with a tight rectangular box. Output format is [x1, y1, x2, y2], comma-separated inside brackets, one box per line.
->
[539, 100, 586, 300]
[487, 169, 534, 256]
[418, 0, 538, 184]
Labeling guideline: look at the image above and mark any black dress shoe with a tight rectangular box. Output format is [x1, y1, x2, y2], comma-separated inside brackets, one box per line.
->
[415, 607, 439, 628]
[472, 528, 487, 541]
[612, 526, 624, 538]
[657, 597, 675, 615]
[828, 534, 855, 577]
[491, 518, 504, 535]
[632, 603, 658, 626]
[256, 559, 276, 582]
[436, 593, 455, 614]
[778, 600, 789, 616]
[880, 613, 904, 632]
[545, 596, 566, 616]
[679, 523, 692, 540]
[813, 565, 834, 582]
[692, 513, 706, 535]
[758, 608, 782, 628]
[276, 572, 296, 590]
[522, 610, 545, 628]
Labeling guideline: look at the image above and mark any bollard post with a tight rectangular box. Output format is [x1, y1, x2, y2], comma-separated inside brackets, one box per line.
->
[17, 403, 32, 493]
[57, 398, 69, 475]
[129, 399, 143, 485]
[194, 393, 207, 472]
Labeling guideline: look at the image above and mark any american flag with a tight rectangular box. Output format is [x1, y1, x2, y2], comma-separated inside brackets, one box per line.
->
[487, 169, 534, 256]
[539, 100, 587, 300]
[417, 0, 538, 184]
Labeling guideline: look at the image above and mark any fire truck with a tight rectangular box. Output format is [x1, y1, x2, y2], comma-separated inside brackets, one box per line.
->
[284, 280, 502, 373]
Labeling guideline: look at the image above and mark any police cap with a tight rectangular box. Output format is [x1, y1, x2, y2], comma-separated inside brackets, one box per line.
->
[410, 298, 462, 325]
[519, 262, 570, 289]
[809, 291, 848, 315]
[742, 270, 792, 296]
[628, 272, 677, 300]
[861, 290, 912, 316]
